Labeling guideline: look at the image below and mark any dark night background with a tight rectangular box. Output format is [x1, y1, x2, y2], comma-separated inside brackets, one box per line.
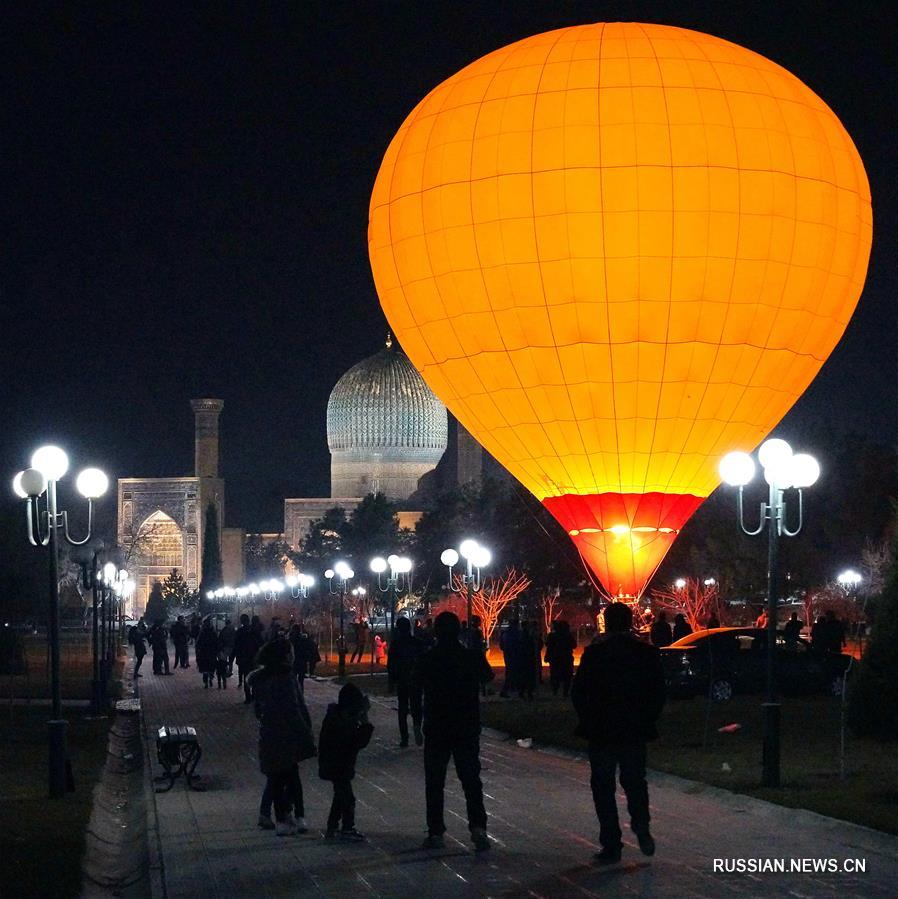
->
[1, 1, 895, 544]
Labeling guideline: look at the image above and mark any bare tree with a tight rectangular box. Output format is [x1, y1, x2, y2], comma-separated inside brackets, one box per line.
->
[651, 577, 722, 631]
[541, 586, 562, 634]
[861, 537, 892, 598]
[446, 568, 532, 643]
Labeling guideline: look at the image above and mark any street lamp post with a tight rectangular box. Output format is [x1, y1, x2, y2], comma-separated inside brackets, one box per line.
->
[325, 562, 353, 677]
[719, 438, 820, 788]
[370, 554, 413, 633]
[78, 548, 104, 716]
[441, 540, 491, 648]
[12, 447, 108, 798]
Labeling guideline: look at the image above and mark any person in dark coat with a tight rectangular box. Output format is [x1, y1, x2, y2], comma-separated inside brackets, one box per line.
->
[414, 611, 494, 852]
[571, 602, 666, 864]
[130, 620, 147, 678]
[189, 614, 201, 644]
[810, 615, 828, 652]
[218, 618, 236, 675]
[545, 620, 576, 697]
[233, 614, 264, 701]
[672, 613, 692, 642]
[349, 619, 369, 664]
[387, 617, 425, 747]
[195, 618, 219, 688]
[148, 621, 170, 675]
[318, 682, 374, 841]
[499, 620, 520, 698]
[824, 609, 846, 654]
[289, 625, 316, 691]
[252, 638, 315, 835]
[170, 615, 190, 669]
[649, 611, 673, 647]
[783, 612, 802, 649]
[517, 621, 538, 700]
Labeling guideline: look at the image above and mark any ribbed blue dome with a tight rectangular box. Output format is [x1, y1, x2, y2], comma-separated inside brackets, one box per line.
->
[326, 345, 448, 453]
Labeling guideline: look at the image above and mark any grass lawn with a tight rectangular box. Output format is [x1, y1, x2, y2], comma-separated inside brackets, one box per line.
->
[480, 688, 898, 834]
[0, 705, 110, 898]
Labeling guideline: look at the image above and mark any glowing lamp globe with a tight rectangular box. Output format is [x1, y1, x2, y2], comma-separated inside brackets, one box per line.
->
[31, 445, 69, 482]
[719, 452, 755, 487]
[788, 453, 820, 488]
[76, 467, 109, 499]
[371, 557, 388, 574]
[441, 549, 459, 567]
[369, 22, 871, 599]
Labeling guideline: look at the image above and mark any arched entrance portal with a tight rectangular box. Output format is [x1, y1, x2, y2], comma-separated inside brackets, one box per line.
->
[135, 510, 184, 615]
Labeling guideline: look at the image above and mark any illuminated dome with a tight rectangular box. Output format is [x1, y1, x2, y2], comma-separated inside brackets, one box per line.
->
[326, 337, 447, 500]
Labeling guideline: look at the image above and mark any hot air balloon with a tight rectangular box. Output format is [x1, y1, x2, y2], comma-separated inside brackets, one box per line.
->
[368, 22, 872, 600]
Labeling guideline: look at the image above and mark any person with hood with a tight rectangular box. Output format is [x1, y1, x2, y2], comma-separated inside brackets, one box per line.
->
[544, 620, 576, 698]
[233, 614, 264, 702]
[252, 638, 315, 836]
[415, 611, 494, 853]
[571, 602, 666, 864]
[195, 618, 219, 689]
[318, 682, 374, 841]
[387, 617, 425, 747]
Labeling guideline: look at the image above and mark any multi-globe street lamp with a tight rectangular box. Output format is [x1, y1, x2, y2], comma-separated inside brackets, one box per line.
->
[837, 569, 862, 591]
[325, 562, 354, 677]
[370, 554, 413, 632]
[12, 445, 109, 798]
[719, 438, 820, 788]
[441, 539, 491, 648]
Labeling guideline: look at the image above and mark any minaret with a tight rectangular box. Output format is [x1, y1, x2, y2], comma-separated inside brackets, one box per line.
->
[190, 399, 224, 478]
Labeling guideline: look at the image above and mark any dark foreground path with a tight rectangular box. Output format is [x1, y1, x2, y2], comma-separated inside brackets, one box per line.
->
[137, 657, 898, 898]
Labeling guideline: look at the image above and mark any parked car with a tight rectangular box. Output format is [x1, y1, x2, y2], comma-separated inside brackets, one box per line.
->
[660, 627, 851, 701]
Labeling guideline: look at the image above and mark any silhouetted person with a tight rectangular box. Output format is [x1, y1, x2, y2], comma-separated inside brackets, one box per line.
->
[170, 615, 190, 668]
[783, 612, 802, 649]
[672, 614, 692, 642]
[824, 609, 846, 654]
[195, 618, 219, 688]
[189, 614, 201, 644]
[811, 615, 828, 652]
[318, 682, 373, 841]
[517, 621, 538, 700]
[349, 619, 369, 664]
[219, 618, 236, 674]
[649, 612, 673, 648]
[545, 620, 576, 697]
[571, 602, 665, 864]
[253, 638, 314, 835]
[130, 620, 147, 678]
[414, 611, 493, 852]
[706, 614, 720, 629]
[499, 619, 521, 698]
[387, 617, 425, 747]
[149, 621, 170, 675]
[234, 614, 264, 702]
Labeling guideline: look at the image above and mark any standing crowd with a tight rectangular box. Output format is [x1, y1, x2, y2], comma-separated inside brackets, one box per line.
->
[130, 604, 667, 863]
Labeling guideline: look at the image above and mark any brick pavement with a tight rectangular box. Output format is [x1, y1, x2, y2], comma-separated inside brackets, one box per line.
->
[135, 649, 898, 898]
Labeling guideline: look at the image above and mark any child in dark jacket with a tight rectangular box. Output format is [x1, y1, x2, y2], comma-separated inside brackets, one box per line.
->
[318, 682, 374, 841]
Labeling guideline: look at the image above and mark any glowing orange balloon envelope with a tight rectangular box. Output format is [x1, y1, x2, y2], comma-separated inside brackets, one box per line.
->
[368, 22, 872, 599]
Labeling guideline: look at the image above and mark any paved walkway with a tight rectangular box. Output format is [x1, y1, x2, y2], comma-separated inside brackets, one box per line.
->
[136, 654, 898, 898]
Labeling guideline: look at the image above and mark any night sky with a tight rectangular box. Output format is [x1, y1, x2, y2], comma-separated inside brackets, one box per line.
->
[2, 1, 895, 534]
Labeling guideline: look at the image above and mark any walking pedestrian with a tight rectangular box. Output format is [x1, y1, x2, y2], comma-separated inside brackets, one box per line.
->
[571, 602, 665, 864]
[233, 614, 264, 702]
[195, 618, 218, 688]
[170, 615, 190, 668]
[253, 638, 315, 836]
[415, 611, 494, 852]
[189, 614, 201, 644]
[545, 620, 576, 697]
[387, 617, 424, 747]
[130, 619, 147, 678]
[783, 612, 802, 649]
[215, 645, 231, 689]
[349, 619, 369, 664]
[219, 618, 236, 675]
[318, 682, 374, 841]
